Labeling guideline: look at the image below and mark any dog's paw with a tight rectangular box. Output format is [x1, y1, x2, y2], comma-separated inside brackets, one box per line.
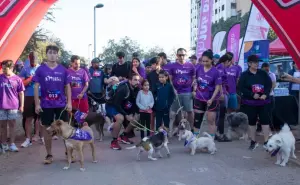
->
[80, 168, 86, 172]
[92, 160, 98, 163]
[275, 161, 281, 165]
[148, 157, 157, 161]
[279, 163, 286, 167]
[63, 166, 70, 170]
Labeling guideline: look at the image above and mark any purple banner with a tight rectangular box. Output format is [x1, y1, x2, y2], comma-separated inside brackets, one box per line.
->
[196, 0, 213, 58]
[227, 23, 241, 62]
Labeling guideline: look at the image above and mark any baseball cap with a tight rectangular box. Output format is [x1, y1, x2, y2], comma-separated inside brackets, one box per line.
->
[189, 55, 197, 60]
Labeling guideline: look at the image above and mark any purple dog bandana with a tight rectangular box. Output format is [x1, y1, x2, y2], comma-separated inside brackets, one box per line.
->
[74, 110, 88, 124]
[70, 128, 92, 141]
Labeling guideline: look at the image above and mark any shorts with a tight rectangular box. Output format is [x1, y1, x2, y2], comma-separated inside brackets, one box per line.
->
[227, 93, 238, 110]
[171, 93, 193, 112]
[193, 99, 219, 112]
[72, 99, 89, 113]
[105, 104, 120, 118]
[40, 107, 69, 126]
[240, 104, 270, 126]
[0, 109, 21, 120]
[23, 96, 39, 118]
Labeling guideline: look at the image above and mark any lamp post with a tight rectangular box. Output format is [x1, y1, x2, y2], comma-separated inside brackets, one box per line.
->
[94, 3, 104, 58]
[88, 44, 92, 61]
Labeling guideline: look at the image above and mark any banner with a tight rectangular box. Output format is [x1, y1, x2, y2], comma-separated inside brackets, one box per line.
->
[244, 40, 270, 70]
[212, 31, 226, 55]
[196, 0, 213, 58]
[227, 24, 241, 63]
[0, 0, 57, 66]
[252, 0, 300, 65]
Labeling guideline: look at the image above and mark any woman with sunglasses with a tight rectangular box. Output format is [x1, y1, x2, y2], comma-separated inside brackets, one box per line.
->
[192, 50, 221, 138]
[238, 55, 272, 150]
[214, 53, 231, 142]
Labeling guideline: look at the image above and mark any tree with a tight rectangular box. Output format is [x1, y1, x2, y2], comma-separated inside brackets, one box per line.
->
[100, 36, 144, 63]
[267, 27, 277, 42]
[143, 46, 164, 60]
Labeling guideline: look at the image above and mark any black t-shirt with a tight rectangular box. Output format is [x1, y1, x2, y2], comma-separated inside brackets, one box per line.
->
[112, 62, 131, 78]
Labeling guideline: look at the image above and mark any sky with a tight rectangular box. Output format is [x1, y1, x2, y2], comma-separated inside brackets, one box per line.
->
[42, 0, 190, 59]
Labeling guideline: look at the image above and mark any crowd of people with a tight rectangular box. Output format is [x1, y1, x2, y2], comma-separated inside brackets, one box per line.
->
[0, 44, 293, 164]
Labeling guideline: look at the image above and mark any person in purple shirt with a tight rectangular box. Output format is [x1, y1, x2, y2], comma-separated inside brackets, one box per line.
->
[169, 48, 195, 130]
[33, 45, 72, 165]
[192, 50, 221, 138]
[68, 55, 90, 115]
[0, 60, 25, 152]
[130, 57, 146, 81]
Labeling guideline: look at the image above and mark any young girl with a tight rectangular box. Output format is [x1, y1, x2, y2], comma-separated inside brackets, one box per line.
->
[154, 71, 175, 131]
[136, 80, 154, 139]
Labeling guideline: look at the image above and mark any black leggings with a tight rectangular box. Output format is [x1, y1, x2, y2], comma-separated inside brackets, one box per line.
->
[241, 104, 270, 126]
[217, 100, 226, 135]
[140, 112, 151, 139]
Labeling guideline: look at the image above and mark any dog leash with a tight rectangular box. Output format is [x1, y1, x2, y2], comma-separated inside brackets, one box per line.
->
[130, 120, 158, 134]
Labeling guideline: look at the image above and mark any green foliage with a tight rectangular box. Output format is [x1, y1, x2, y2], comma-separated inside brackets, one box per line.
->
[211, 12, 250, 51]
[143, 46, 164, 60]
[267, 27, 277, 42]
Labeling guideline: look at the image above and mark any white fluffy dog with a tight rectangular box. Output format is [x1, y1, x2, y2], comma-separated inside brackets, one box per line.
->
[179, 130, 217, 155]
[266, 123, 297, 167]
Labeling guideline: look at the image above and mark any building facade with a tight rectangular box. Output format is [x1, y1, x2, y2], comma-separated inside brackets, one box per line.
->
[190, 0, 201, 49]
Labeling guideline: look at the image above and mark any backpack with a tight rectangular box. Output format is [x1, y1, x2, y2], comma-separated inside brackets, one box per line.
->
[105, 80, 130, 103]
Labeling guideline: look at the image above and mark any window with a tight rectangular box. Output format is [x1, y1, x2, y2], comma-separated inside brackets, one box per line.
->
[231, 3, 237, 9]
[222, 5, 225, 11]
[215, 9, 217, 14]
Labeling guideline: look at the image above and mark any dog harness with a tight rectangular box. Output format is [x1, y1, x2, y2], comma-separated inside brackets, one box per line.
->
[184, 135, 196, 147]
[70, 128, 92, 141]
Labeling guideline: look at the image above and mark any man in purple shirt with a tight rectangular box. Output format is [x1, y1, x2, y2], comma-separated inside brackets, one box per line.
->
[169, 48, 195, 129]
[33, 45, 72, 165]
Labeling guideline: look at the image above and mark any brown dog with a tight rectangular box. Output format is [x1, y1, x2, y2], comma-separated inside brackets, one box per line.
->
[47, 120, 97, 171]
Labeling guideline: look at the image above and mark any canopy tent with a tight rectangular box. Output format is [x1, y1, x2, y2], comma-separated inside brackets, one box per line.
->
[269, 38, 289, 56]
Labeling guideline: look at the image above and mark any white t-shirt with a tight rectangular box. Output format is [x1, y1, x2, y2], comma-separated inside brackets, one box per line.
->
[268, 72, 276, 96]
[292, 71, 300, 91]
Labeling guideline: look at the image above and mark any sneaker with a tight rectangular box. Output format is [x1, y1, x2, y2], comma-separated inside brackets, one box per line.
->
[120, 135, 134, 145]
[21, 139, 32, 148]
[249, 140, 259, 150]
[2, 144, 9, 151]
[110, 140, 121, 150]
[217, 135, 232, 142]
[9, 143, 19, 152]
[44, 154, 53, 164]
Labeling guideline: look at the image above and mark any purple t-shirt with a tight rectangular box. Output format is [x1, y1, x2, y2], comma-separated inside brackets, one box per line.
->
[195, 66, 222, 101]
[234, 64, 242, 77]
[67, 68, 90, 100]
[137, 67, 146, 79]
[162, 63, 172, 74]
[169, 62, 195, 94]
[226, 65, 240, 94]
[0, 74, 25, 109]
[33, 64, 70, 108]
[215, 63, 228, 95]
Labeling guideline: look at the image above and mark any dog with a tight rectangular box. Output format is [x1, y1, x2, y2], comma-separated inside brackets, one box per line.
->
[179, 129, 217, 155]
[85, 111, 106, 141]
[47, 120, 97, 171]
[126, 128, 171, 161]
[265, 123, 297, 167]
[0, 144, 5, 154]
[225, 112, 249, 141]
[169, 106, 184, 137]
[177, 118, 191, 141]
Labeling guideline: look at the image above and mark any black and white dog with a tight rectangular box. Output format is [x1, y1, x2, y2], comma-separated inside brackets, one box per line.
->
[126, 128, 171, 161]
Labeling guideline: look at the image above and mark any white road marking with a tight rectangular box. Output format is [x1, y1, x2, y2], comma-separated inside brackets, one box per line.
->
[169, 181, 186, 185]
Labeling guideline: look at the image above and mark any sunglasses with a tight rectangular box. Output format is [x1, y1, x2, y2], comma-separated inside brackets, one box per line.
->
[178, 54, 186, 57]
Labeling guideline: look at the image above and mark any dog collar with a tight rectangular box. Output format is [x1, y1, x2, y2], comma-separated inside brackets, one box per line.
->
[184, 135, 195, 147]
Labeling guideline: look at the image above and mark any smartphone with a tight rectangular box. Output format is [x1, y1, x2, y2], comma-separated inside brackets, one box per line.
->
[278, 65, 284, 78]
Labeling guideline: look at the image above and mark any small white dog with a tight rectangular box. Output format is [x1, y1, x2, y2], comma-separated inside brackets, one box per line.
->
[266, 123, 297, 167]
[179, 130, 217, 155]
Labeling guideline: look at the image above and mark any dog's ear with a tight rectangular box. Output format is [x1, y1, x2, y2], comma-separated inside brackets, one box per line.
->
[275, 139, 282, 146]
[55, 120, 63, 126]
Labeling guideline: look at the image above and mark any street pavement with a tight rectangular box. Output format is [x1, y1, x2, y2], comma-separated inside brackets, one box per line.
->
[1, 129, 300, 185]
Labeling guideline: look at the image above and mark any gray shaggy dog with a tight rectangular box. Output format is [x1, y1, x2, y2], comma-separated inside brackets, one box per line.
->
[225, 112, 249, 141]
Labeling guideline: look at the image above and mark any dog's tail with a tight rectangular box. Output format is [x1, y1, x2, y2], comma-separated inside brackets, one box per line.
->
[281, 123, 291, 132]
[203, 132, 213, 139]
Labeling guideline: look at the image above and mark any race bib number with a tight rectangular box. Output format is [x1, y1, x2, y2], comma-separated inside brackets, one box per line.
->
[71, 81, 82, 88]
[252, 84, 264, 93]
[93, 71, 101, 77]
[46, 90, 61, 100]
[198, 82, 208, 91]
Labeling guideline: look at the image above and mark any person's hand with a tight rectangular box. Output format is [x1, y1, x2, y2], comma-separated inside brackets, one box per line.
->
[118, 76, 123, 81]
[35, 104, 43, 114]
[77, 93, 84, 99]
[66, 103, 72, 112]
[260, 94, 267, 100]
[126, 115, 134, 122]
[207, 99, 213, 106]
[219, 94, 225, 101]
[253, 93, 260, 99]
[132, 67, 138, 74]
[192, 91, 196, 98]
[281, 73, 293, 81]
[19, 106, 24, 113]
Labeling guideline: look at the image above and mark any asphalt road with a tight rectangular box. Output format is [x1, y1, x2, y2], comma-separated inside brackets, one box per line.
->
[1, 131, 300, 185]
